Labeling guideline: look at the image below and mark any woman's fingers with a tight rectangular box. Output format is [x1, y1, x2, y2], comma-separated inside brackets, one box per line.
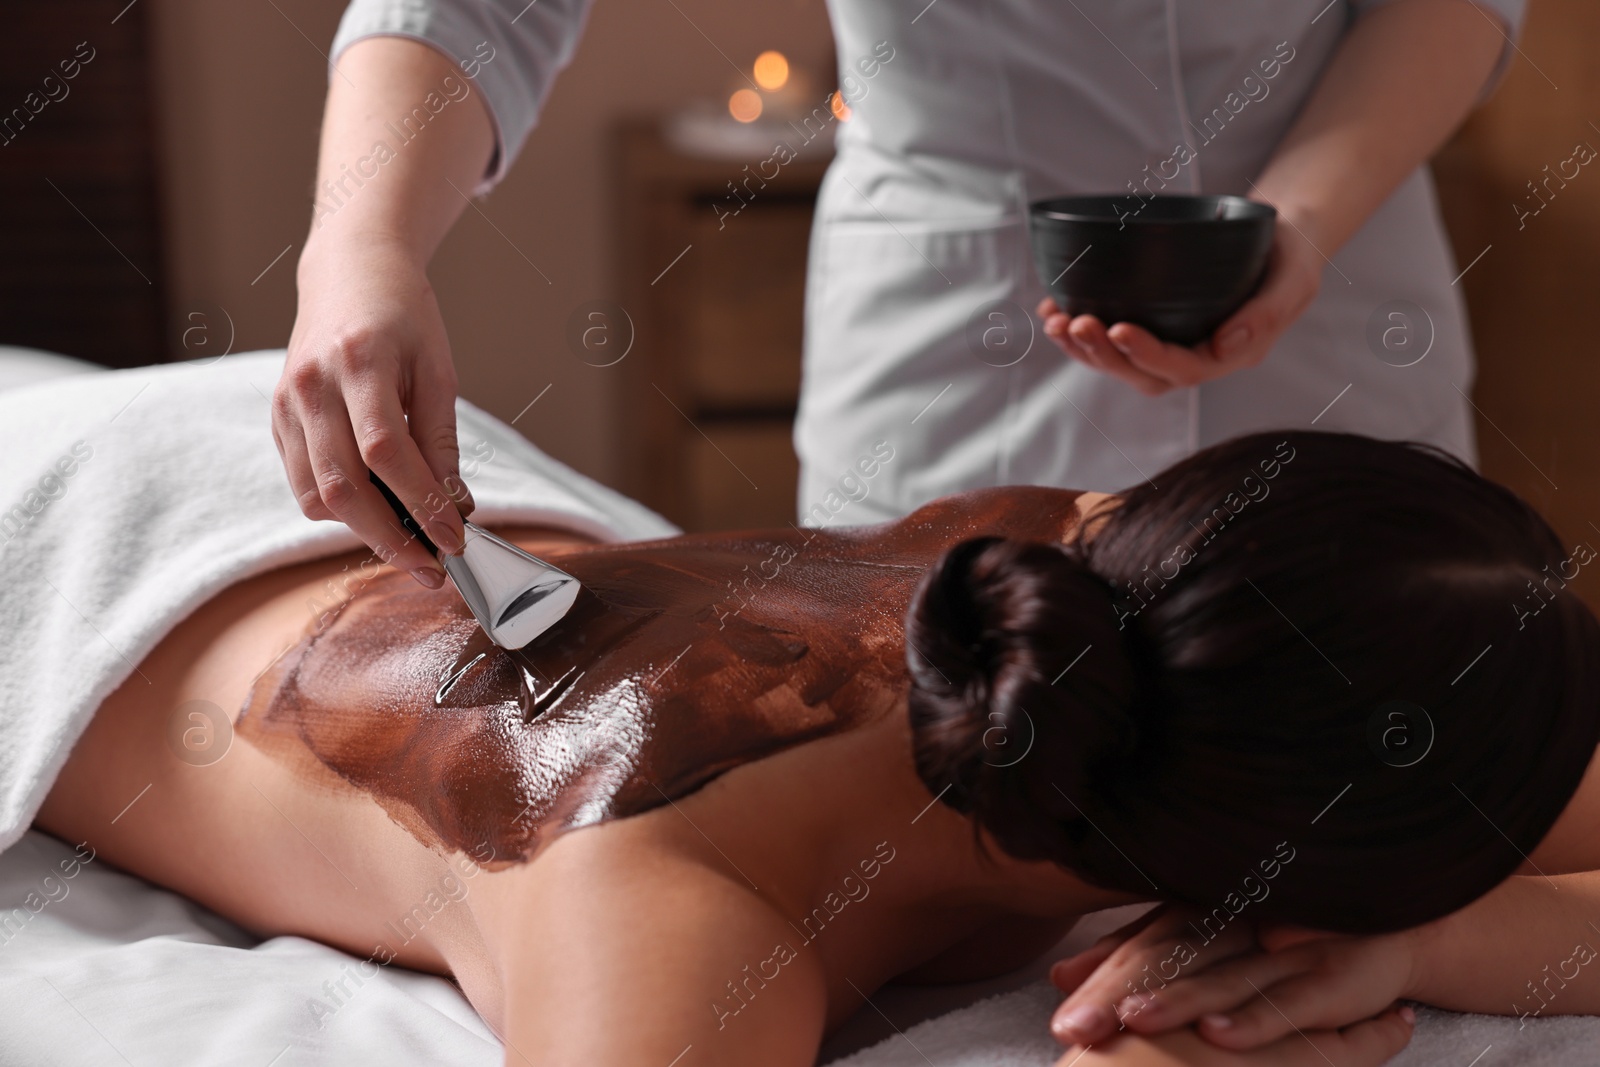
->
[1053, 1008, 1414, 1067]
[1039, 302, 1172, 394]
[1198, 965, 1367, 1049]
[1052, 907, 1168, 994]
[294, 364, 444, 585]
[1052, 908, 1257, 1047]
[1200, 292, 1282, 375]
[1202, 222, 1322, 373]
[1105, 323, 1219, 387]
[270, 404, 333, 522]
[1052, 313, 1239, 393]
[346, 366, 466, 556]
[279, 237, 472, 583]
[1050, 936, 1125, 997]
[406, 355, 475, 520]
[1313, 1006, 1416, 1066]
[1040, 303, 1091, 362]
[1064, 315, 1173, 395]
[1050, 908, 1171, 1038]
[1189, 930, 1421, 1052]
[1118, 949, 1313, 1036]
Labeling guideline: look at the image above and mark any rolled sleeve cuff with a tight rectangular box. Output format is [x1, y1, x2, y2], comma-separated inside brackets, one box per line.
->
[330, 0, 594, 194]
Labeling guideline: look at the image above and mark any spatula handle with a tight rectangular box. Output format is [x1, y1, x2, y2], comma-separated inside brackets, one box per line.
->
[368, 471, 440, 556]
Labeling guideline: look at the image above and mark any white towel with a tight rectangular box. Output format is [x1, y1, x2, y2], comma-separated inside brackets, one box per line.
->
[0, 831, 503, 1067]
[0, 351, 678, 855]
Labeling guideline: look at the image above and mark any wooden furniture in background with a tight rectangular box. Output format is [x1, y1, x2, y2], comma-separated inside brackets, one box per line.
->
[611, 15, 1600, 545]
[611, 120, 830, 531]
[1432, 0, 1600, 606]
[0, 1, 167, 367]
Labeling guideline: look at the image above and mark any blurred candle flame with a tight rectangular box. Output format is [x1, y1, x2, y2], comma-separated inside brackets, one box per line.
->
[753, 50, 790, 91]
[728, 88, 763, 123]
[830, 91, 851, 123]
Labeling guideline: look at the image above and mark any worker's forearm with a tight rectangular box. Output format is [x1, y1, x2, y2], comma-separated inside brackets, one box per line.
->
[1409, 873, 1600, 1022]
[1253, 0, 1503, 251]
[301, 36, 495, 268]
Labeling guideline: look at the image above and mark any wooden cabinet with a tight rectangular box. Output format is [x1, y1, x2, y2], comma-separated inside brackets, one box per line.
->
[610, 121, 830, 531]
[1431, 0, 1600, 606]
[0, 1, 166, 367]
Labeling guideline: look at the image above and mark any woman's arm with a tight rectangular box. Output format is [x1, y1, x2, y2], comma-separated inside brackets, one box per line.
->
[1056, 1012, 1414, 1067]
[1045, 0, 1508, 392]
[1053, 755, 1600, 1046]
[493, 826, 1408, 1067]
[1048, 872, 1600, 1053]
[1247, 0, 1507, 255]
[276, 37, 494, 586]
[1407, 872, 1600, 1020]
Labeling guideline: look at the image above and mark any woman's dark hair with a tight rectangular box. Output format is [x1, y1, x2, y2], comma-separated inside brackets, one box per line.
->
[907, 430, 1600, 934]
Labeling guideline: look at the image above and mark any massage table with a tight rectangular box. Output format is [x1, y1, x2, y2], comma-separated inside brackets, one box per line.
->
[1, 348, 1595, 1066]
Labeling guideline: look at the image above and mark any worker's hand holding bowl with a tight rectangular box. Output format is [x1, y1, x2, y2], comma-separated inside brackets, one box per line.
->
[1030, 194, 1318, 396]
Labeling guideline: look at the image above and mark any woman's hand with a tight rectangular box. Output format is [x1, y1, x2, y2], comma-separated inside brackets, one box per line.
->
[274, 236, 472, 588]
[1050, 905, 1257, 1046]
[1051, 904, 1428, 1053]
[1037, 211, 1325, 396]
[1056, 1006, 1415, 1067]
[1039, 0, 1506, 400]
[1108, 928, 1423, 1051]
[272, 36, 493, 589]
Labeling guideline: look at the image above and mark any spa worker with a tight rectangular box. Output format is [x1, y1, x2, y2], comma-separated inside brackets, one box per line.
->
[273, 0, 1522, 587]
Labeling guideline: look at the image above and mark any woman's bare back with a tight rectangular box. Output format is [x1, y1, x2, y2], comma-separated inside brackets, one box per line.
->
[34, 486, 1126, 1063]
[238, 486, 1090, 865]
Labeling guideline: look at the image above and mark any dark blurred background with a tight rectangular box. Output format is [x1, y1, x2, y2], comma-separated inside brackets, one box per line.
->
[0, 0, 835, 532]
[2, 0, 1598, 603]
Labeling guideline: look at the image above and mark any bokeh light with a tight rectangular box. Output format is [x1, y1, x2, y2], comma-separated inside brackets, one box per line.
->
[729, 88, 763, 123]
[753, 50, 790, 91]
[830, 91, 852, 122]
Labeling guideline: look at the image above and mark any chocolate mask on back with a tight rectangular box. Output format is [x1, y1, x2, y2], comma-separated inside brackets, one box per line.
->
[240, 487, 1083, 865]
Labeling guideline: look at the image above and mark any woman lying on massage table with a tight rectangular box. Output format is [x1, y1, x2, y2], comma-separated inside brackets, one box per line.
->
[34, 430, 1600, 1067]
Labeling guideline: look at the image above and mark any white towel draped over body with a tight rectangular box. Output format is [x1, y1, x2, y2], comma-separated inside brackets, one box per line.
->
[0, 351, 677, 854]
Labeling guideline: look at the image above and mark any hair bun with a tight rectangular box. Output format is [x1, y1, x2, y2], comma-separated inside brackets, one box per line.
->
[905, 537, 1145, 864]
[904, 537, 1011, 703]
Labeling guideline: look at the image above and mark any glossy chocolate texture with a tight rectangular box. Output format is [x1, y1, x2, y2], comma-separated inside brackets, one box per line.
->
[239, 487, 1083, 865]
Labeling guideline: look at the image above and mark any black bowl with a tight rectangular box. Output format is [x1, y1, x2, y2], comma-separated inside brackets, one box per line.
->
[1027, 194, 1276, 347]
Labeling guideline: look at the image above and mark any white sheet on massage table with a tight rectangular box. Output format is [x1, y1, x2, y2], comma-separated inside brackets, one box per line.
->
[0, 828, 1122, 1066]
[4, 350, 1597, 1065]
[11, 828, 1600, 1067]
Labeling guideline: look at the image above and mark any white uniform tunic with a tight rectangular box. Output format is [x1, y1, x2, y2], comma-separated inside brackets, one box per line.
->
[330, 0, 1524, 523]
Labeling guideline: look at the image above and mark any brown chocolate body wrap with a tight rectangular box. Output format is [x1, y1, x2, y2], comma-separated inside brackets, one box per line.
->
[240, 487, 1083, 865]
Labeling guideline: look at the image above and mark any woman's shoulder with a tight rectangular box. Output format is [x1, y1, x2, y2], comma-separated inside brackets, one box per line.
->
[886, 485, 1093, 550]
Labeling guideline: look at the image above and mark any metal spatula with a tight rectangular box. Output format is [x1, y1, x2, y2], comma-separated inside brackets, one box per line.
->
[370, 472, 581, 649]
